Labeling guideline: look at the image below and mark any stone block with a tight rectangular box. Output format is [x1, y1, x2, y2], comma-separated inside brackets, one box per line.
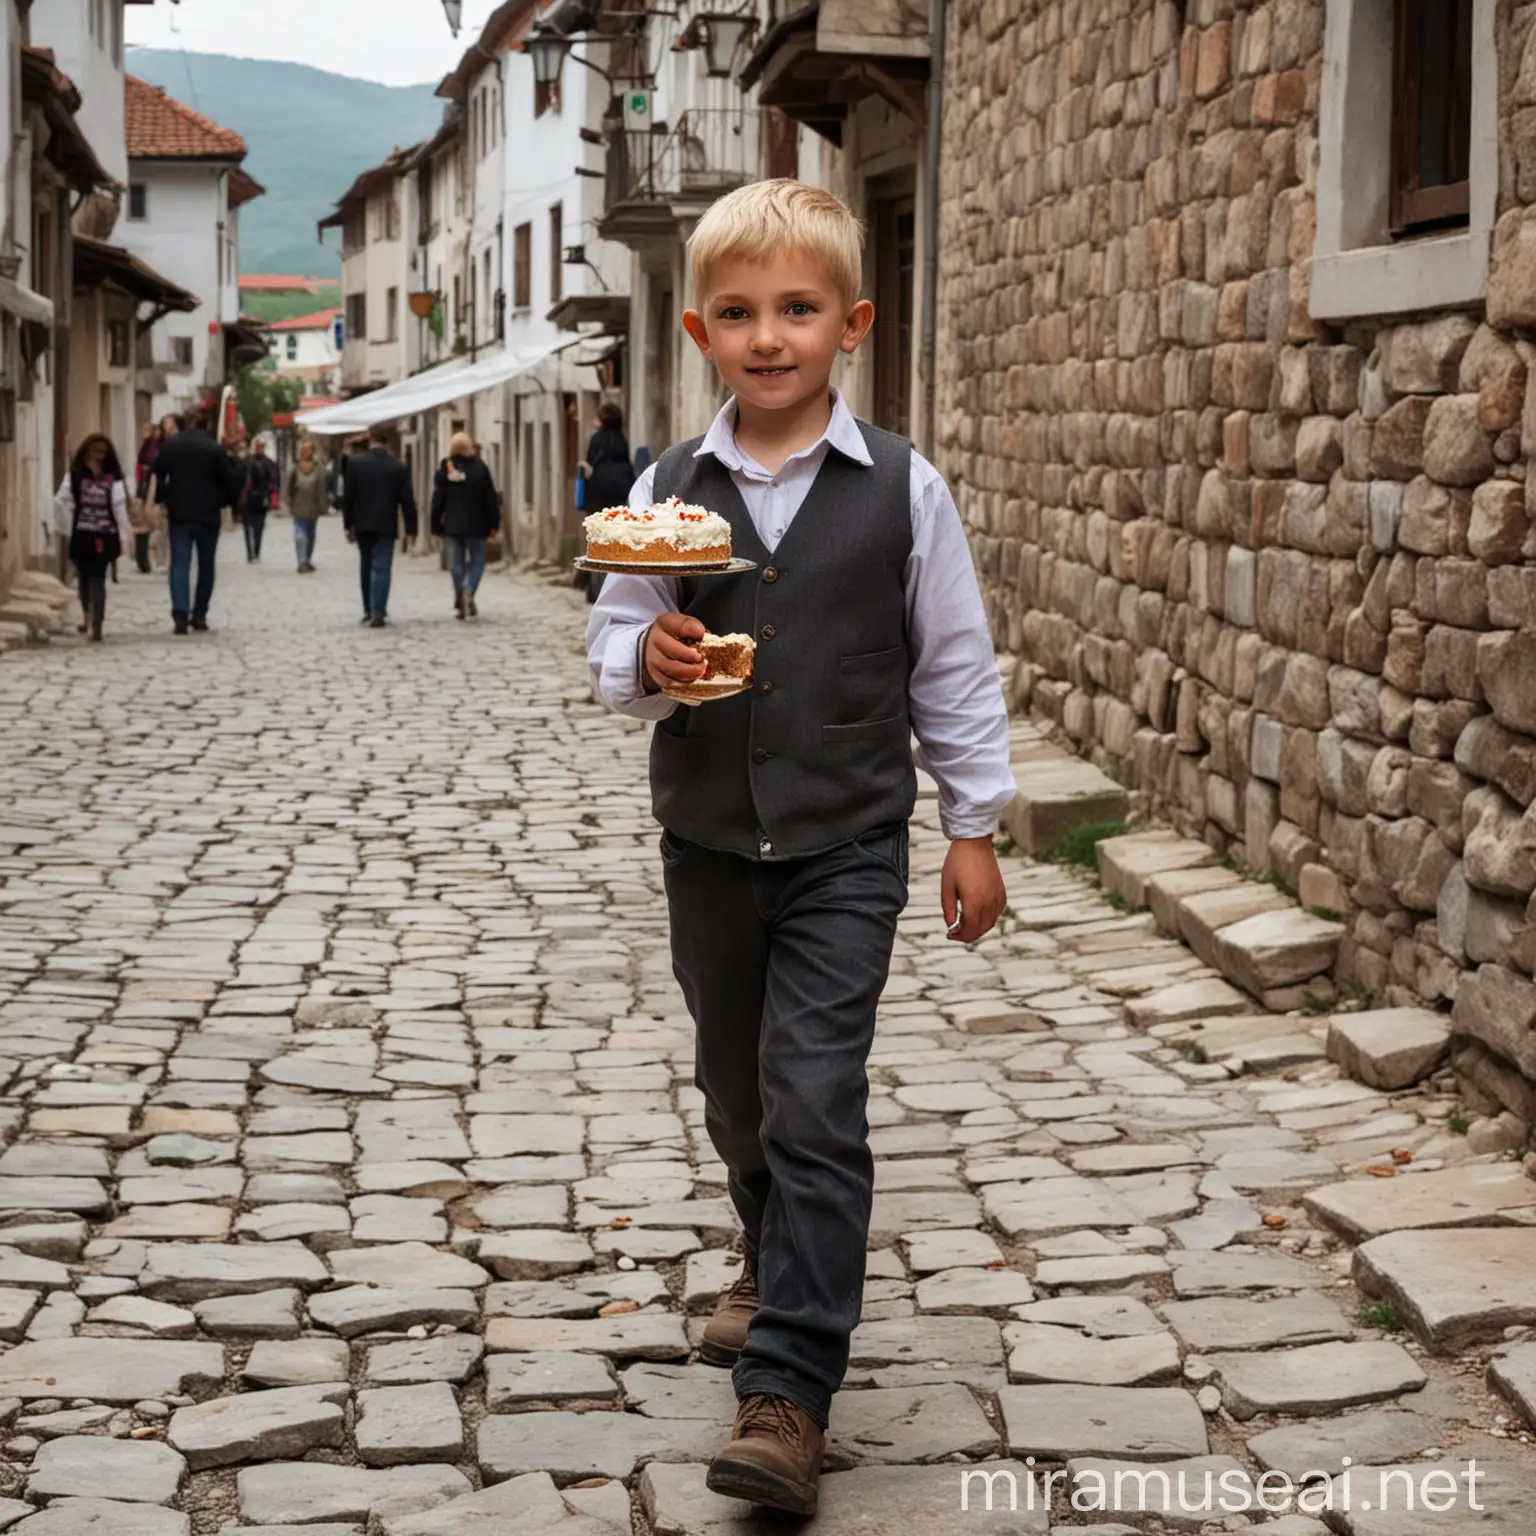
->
[1245, 779, 1280, 873]
[1489, 208, 1536, 330]
[1385, 314, 1477, 394]
[1096, 832, 1217, 908]
[1470, 481, 1529, 564]
[1462, 786, 1536, 899]
[1422, 394, 1495, 486]
[1001, 755, 1129, 858]
[1354, 1228, 1536, 1350]
[1306, 1162, 1536, 1242]
[1369, 395, 1432, 479]
[1453, 963, 1536, 1079]
[1326, 1008, 1451, 1090]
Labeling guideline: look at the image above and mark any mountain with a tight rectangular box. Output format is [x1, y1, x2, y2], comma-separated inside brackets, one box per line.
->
[125, 51, 447, 276]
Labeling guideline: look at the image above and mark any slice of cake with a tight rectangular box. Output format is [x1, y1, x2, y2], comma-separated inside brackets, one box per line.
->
[584, 497, 732, 565]
[697, 632, 755, 682]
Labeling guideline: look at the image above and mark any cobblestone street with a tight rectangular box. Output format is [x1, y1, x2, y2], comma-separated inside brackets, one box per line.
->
[0, 539, 1531, 1535]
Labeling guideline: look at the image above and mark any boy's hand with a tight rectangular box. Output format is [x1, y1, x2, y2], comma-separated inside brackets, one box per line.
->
[942, 837, 1006, 943]
[645, 613, 707, 691]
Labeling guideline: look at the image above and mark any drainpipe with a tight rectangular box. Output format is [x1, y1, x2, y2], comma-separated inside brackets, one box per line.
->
[918, 0, 947, 458]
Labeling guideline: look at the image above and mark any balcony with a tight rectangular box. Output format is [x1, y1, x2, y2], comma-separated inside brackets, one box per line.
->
[740, 0, 929, 145]
[599, 106, 759, 248]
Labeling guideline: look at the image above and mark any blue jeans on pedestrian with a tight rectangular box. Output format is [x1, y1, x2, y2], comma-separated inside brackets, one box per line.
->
[356, 531, 394, 618]
[169, 523, 220, 620]
[243, 510, 267, 560]
[294, 518, 318, 567]
[448, 535, 487, 594]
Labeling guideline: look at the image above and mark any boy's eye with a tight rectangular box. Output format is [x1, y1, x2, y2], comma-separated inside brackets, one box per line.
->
[786, 302, 815, 317]
[718, 306, 749, 321]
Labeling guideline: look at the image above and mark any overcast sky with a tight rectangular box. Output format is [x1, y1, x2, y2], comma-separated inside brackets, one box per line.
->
[125, 0, 505, 87]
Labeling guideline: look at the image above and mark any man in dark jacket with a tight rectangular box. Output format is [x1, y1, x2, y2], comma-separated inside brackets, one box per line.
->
[429, 431, 501, 620]
[154, 410, 243, 634]
[343, 424, 418, 628]
[242, 438, 280, 562]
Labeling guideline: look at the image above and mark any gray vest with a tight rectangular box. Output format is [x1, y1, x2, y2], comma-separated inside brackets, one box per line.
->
[649, 422, 917, 860]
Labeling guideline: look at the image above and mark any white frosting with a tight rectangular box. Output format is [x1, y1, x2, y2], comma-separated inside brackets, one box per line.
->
[584, 496, 731, 552]
[699, 632, 754, 649]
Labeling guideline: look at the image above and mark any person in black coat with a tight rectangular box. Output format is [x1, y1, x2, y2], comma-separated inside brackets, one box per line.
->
[430, 431, 502, 620]
[153, 411, 243, 634]
[242, 438, 280, 563]
[343, 424, 418, 628]
[580, 402, 635, 604]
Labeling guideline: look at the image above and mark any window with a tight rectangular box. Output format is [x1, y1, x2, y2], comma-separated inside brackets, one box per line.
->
[483, 249, 493, 332]
[127, 183, 147, 222]
[386, 288, 399, 343]
[1392, 0, 1472, 232]
[346, 292, 367, 341]
[522, 421, 534, 504]
[535, 77, 561, 118]
[172, 336, 194, 369]
[286, 335, 299, 361]
[453, 274, 463, 332]
[343, 206, 366, 252]
[549, 203, 563, 306]
[1312, 0, 1495, 320]
[107, 320, 130, 369]
[513, 223, 531, 311]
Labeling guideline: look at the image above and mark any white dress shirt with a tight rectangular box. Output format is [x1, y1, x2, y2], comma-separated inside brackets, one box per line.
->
[586, 390, 1017, 841]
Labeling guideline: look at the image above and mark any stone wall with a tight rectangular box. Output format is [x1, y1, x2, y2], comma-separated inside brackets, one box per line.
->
[938, 0, 1536, 1122]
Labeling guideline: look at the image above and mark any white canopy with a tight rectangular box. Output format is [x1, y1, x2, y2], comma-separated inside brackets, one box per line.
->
[295, 334, 615, 436]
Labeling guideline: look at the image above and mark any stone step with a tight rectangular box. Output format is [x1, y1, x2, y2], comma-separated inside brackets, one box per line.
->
[1122, 833, 1344, 1009]
[1326, 1007, 1453, 1091]
[1001, 744, 1129, 858]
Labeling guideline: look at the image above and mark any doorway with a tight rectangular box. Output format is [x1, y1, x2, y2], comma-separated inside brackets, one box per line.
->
[871, 187, 916, 438]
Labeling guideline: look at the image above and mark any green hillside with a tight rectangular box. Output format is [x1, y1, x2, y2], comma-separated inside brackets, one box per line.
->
[125, 50, 446, 276]
[241, 288, 343, 323]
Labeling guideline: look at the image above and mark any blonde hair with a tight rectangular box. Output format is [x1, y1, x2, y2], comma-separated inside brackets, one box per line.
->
[449, 431, 475, 457]
[689, 179, 864, 310]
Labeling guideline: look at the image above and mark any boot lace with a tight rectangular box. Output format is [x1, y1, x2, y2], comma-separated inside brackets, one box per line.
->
[722, 1259, 759, 1308]
[735, 1393, 808, 1449]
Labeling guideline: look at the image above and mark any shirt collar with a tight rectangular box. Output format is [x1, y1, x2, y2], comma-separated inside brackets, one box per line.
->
[695, 388, 874, 475]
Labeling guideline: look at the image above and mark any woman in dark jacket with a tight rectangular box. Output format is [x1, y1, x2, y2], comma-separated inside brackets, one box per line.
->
[430, 432, 501, 619]
[581, 402, 634, 604]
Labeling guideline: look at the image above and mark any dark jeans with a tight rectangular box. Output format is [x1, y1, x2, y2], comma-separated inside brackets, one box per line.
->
[169, 522, 219, 619]
[355, 531, 395, 617]
[244, 510, 267, 560]
[75, 554, 110, 632]
[448, 535, 487, 593]
[662, 824, 909, 1425]
[134, 532, 151, 574]
[294, 518, 318, 567]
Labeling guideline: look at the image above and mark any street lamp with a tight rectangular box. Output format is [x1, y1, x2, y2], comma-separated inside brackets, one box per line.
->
[442, 0, 463, 36]
[524, 23, 571, 89]
[697, 10, 755, 78]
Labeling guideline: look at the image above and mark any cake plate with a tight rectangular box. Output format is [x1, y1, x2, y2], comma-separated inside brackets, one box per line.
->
[662, 676, 752, 707]
[574, 555, 758, 577]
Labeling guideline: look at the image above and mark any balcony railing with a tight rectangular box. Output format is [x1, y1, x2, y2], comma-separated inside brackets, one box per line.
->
[605, 106, 758, 215]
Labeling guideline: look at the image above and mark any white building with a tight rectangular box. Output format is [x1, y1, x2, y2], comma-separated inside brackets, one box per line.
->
[120, 75, 266, 419]
[266, 306, 341, 396]
[320, 148, 412, 396]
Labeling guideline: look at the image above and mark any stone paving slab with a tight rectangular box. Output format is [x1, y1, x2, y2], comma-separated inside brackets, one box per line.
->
[998, 1386, 1209, 1459]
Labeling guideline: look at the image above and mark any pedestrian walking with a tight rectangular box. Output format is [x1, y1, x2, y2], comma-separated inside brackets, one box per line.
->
[54, 434, 134, 643]
[287, 438, 327, 573]
[242, 437, 279, 562]
[579, 402, 634, 605]
[153, 409, 243, 634]
[132, 420, 161, 573]
[429, 431, 500, 619]
[343, 423, 418, 628]
[587, 179, 1014, 1516]
[144, 415, 180, 571]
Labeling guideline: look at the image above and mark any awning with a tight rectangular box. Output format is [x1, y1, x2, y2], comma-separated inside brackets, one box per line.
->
[0, 277, 54, 327]
[73, 237, 198, 313]
[295, 335, 613, 436]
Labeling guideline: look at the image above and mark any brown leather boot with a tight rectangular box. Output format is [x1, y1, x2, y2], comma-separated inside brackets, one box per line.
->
[706, 1394, 824, 1514]
[699, 1254, 758, 1367]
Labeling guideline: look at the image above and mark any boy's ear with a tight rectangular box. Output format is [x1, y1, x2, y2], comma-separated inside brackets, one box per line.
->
[682, 310, 713, 360]
[841, 299, 876, 354]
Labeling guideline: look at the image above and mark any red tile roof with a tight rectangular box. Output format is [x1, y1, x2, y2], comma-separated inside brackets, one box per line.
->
[269, 307, 344, 333]
[125, 75, 247, 161]
[240, 275, 335, 292]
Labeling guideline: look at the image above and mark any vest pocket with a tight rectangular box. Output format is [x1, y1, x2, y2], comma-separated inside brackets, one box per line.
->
[822, 715, 906, 757]
[839, 646, 906, 674]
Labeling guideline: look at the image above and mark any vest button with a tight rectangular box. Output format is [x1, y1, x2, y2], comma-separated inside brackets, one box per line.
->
[763, 566, 778, 584]
[761, 623, 776, 641]
[759, 680, 773, 695]
[752, 747, 770, 764]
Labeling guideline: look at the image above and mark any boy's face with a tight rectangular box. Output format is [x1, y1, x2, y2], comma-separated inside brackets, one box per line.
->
[683, 250, 874, 415]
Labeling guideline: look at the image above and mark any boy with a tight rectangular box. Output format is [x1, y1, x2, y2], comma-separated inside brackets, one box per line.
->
[587, 179, 1016, 1515]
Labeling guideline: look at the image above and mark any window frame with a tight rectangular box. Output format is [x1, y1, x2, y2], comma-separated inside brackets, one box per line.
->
[127, 183, 148, 222]
[513, 222, 532, 312]
[1389, 0, 1472, 235]
[549, 202, 563, 307]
